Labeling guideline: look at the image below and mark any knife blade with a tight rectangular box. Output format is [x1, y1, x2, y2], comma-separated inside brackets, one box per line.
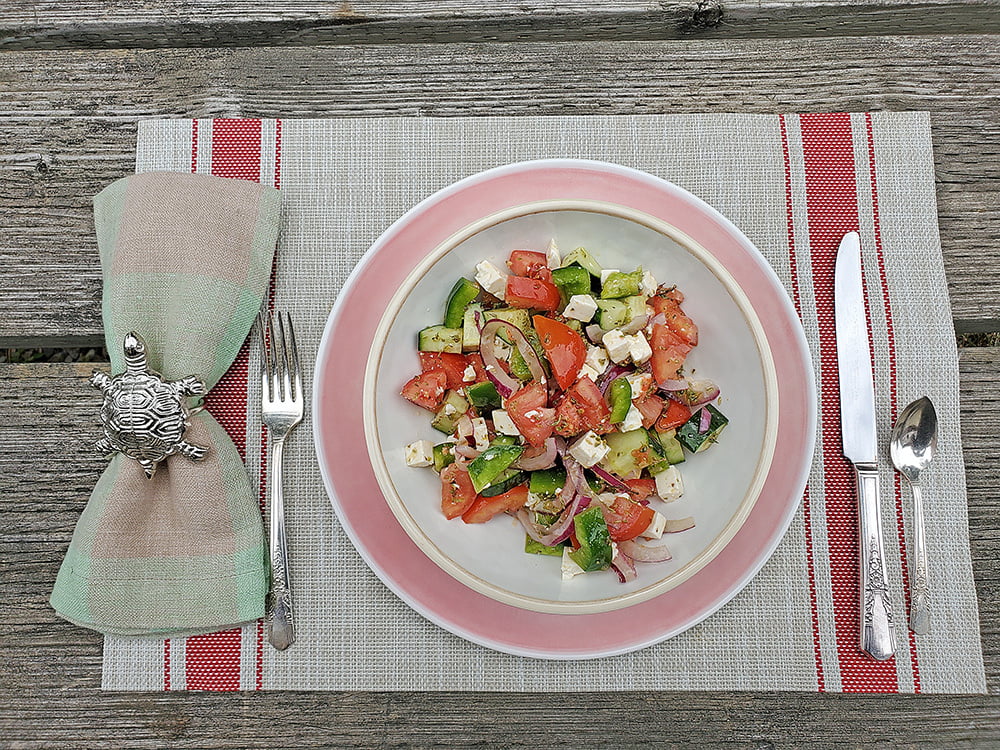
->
[834, 230, 896, 661]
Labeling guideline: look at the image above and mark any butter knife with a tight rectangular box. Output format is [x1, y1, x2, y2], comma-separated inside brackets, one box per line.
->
[834, 230, 896, 661]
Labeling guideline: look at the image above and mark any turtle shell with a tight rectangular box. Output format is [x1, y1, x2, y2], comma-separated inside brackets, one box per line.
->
[101, 372, 189, 463]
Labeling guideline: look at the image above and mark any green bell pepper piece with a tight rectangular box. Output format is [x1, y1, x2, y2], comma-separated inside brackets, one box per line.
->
[528, 467, 566, 498]
[432, 442, 456, 472]
[444, 277, 480, 328]
[467, 443, 525, 492]
[524, 535, 566, 557]
[551, 264, 591, 299]
[600, 269, 643, 299]
[568, 506, 614, 572]
[466, 380, 501, 410]
[608, 376, 632, 423]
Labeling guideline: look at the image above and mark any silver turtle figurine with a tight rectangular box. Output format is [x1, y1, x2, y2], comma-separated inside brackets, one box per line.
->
[92, 331, 209, 479]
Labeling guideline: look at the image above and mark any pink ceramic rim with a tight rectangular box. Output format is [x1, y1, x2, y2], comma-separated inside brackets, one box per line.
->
[313, 159, 816, 659]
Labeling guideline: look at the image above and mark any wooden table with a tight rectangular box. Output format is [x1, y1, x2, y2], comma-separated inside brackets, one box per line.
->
[3, 2, 999, 746]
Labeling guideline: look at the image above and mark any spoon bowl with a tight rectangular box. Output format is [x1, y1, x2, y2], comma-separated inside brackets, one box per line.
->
[889, 396, 937, 635]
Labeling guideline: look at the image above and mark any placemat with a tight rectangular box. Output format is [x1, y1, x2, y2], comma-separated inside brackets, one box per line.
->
[102, 113, 985, 693]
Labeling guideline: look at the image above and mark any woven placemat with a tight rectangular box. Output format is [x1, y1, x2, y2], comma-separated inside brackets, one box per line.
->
[102, 114, 984, 693]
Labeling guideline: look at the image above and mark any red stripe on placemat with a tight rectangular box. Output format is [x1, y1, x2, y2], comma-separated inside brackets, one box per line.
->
[779, 114, 826, 691]
[799, 112, 899, 693]
[864, 114, 921, 692]
[175, 118, 265, 691]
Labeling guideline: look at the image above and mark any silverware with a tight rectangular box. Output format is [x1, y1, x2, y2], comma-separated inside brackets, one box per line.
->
[258, 311, 304, 651]
[890, 396, 938, 635]
[834, 230, 896, 661]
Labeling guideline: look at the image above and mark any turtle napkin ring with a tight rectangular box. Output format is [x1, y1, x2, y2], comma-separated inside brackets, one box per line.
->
[92, 331, 209, 479]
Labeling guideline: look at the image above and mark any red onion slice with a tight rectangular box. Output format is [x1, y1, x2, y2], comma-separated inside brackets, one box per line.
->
[619, 314, 650, 335]
[657, 378, 689, 392]
[595, 363, 629, 394]
[618, 538, 673, 563]
[699, 406, 712, 433]
[663, 516, 695, 533]
[590, 465, 631, 492]
[453, 444, 481, 459]
[481, 319, 547, 382]
[513, 437, 557, 470]
[683, 378, 721, 406]
[585, 324, 605, 344]
[611, 550, 637, 582]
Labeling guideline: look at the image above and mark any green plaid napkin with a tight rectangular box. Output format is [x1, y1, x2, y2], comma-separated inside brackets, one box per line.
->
[51, 171, 281, 636]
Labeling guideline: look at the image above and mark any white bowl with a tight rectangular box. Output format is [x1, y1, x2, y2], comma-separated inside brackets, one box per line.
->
[363, 199, 778, 615]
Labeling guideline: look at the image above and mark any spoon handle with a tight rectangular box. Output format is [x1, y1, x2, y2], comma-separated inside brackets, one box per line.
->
[909, 483, 930, 634]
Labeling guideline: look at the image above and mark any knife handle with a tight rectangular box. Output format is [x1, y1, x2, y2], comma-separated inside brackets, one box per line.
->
[855, 463, 896, 661]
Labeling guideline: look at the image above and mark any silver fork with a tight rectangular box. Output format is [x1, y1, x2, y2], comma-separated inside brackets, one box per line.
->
[258, 310, 304, 651]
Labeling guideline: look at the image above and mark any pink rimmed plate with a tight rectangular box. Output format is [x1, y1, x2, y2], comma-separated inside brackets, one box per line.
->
[314, 160, 816, 659]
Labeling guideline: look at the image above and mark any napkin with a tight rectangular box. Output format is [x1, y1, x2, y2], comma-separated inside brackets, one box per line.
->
[51, 171, 281, 636]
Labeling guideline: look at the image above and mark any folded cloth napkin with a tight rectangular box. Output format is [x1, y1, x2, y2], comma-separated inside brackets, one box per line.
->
[51, 171, 281, 636]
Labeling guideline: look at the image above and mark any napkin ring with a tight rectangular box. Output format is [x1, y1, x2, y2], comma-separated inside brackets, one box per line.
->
[92, 331, 209, 479]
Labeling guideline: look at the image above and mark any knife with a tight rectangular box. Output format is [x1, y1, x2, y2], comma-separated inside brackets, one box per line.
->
[834, 230, 896, 661]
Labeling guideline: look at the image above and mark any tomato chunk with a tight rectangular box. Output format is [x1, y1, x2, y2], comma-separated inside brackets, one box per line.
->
[554, 376, 612, 436]
[440, 463, 477, 519]
[655, 398, 692, 431]
[634, 394, 664, 429]
[462, 483, 530, 524]
[533, 315, 586, 391]
[649, 323, 693, 384]
[401, 369, 447, 411]
[507, 249, 549, 278]
[624, 477, 657, 502]
[649, 290, 698, 346]
[419, 351, 471, 390]
[603, 495, 655, 542]
[506, 381, 556, 447]
[505, 276, 562, 311]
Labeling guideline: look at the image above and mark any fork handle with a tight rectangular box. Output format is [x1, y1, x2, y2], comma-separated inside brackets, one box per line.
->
[267, 437, 295, 650]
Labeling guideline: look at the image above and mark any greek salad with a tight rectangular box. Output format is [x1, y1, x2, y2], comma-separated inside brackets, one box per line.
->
[399, 241, 728, 582]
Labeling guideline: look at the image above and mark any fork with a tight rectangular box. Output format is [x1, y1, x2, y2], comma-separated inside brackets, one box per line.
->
[258, 310, 304, 651]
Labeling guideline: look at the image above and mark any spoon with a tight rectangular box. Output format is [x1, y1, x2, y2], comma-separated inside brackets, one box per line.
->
[889, 396, 938, 635]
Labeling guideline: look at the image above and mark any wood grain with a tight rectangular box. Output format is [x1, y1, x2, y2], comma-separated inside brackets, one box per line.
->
[1, 352, 998, 747]
[1, 35, 999, 346]
[2, 1, 999, 49]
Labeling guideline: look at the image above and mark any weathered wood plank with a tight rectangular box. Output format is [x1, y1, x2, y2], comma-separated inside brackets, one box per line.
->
[2, 1, 999, 50]
[0, 350, 998, 745]
[2, 36, 999, 346]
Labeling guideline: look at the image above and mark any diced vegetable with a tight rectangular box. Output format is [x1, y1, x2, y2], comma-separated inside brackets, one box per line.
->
[676, 404, 729, 453]
[551, 264, 591, 300]
[525, 535, 566, 556]
[600, 270, 643, 299]
[432, 442, 456, 472]
[418, 351, 473, 390]
[568, 506, 614, 571]
[528, 467, 566, 497]
[608, 376, 632, 423]
[505, 276, 562, 311]
[560, 247, 603, 277]
[655, 428, 686, 465]
[418, 325, 464, 354]
[430, 390, 469, 433]
[533, 315, 587, 391]
[462, 306, 533, 351]
[465, 380, 501, 411]
[444, 277, 480, 329]
[440, 463, 476, 519]
[479, 468, 528, 497]
[462, 484, 530, 523]
[467, 442, 526, 492]
[507, 249, 549, 278]
[401, 370, 447, 411]
[601, 428, 656, 479]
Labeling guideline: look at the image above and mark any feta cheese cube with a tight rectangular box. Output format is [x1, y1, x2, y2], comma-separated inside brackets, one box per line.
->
[568, 430, 610, 468]
[603, 329, 632, 364]
[491, 409, 521, 437]
[640, 269, 658, 297]
[404, 440, 434, 468]
[462, 364, 477, 383]
[545, 238, 561, 268]
[620, 403, 644, 432]
[628, 331, 653, 364]
[578, 362, 603, 383]
[584, 344, 610, 374]
[600, 268, 620, 285]
[639, 510, 668, 539]
[564, 294, 598, 322]
[471, 416, 490, 449]
[625, 371, 654, 398]
[655, 465, 685, 501]
[561, 547, 586, 580]
[475, 259, 507, 300]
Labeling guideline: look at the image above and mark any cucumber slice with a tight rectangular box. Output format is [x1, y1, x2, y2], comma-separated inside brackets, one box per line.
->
[479, 469, 527, 497]
[462, 306, 533, 351]
[608, 377, 632, 423]
[524, 535, 566, 557]
[432, 442, 456, 472]
[418, 325, 463, 353]
[600, 270, 643, 299]
[560, 247, 603, 277]
[596, 299, 629, 329]
[656, 428, 686, 465]
[430, 390, 469, 434]
[676, 404, 729, 453]
[600, 428, 655, 479]
[444, 277, 480, 328]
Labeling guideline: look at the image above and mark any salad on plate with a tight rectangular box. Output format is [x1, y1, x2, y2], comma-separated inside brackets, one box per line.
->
[399, 240, 728, 583]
